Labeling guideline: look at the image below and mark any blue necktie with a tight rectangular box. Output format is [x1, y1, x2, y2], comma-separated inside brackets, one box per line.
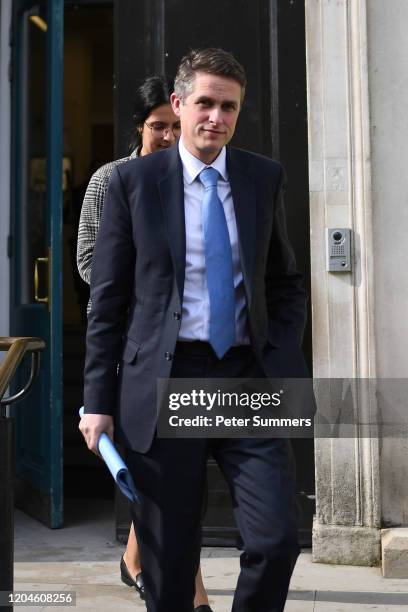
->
[199, 167, 236, 358]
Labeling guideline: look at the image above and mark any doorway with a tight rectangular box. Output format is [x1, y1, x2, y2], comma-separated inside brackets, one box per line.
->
[12, 0, 314, 544]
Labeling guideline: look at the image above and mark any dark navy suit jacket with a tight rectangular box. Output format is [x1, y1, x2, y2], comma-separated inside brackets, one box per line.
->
[84, 145, 310, 452]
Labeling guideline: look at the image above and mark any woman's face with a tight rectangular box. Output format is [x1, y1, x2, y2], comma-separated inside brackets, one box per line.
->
[140, 103, 181, 155]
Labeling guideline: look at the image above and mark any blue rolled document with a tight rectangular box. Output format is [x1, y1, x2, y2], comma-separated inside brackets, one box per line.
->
[79, 407, 138, 502]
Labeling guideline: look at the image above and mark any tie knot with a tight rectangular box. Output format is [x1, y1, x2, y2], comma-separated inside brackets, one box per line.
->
[199, 167, 219, 189]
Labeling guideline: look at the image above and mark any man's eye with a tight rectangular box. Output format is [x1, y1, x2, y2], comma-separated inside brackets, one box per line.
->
[173, 124, 181, 131]
[198, 101, 211, 108]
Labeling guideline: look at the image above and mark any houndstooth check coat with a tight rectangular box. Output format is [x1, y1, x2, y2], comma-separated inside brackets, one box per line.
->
[76, 151, 138, 305]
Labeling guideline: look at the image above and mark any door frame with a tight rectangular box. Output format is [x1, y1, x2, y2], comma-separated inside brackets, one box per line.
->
[10, 0, 64, 528]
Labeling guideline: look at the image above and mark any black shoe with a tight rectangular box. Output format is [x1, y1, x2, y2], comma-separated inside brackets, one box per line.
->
[194, 607, 214, 612]
[120, 555, 145, 600]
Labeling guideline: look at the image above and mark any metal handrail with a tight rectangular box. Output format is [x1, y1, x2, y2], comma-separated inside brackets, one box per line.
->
[0, 337, 45, 406]
[0, 336, 45, 611]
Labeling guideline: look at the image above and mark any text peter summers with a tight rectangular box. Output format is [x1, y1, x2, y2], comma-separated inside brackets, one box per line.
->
[168, 415, 313, 428]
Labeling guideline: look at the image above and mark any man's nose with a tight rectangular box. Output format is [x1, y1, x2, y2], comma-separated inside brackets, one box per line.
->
[208, 107, 222, 124]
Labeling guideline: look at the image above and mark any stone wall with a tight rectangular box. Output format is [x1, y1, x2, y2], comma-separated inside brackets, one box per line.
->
[366, 0, 408, 527]
[305, 0, 380, 565]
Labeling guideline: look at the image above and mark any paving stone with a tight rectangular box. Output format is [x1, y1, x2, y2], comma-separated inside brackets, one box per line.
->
[382, 528, 408, 578]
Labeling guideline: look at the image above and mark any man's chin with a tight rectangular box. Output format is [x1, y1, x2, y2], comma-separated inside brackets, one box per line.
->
[198, 138, 227, 154]
[187, 137, 228, 162]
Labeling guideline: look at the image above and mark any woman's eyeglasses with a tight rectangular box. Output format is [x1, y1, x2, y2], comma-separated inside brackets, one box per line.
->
[144, 121, 181, 137]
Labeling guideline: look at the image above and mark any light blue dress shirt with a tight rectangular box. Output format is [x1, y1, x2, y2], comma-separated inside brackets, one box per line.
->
[178, 137, 249, 345]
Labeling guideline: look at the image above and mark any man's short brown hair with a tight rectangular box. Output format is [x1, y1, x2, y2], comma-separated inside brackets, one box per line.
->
[174, 48, 247, 103]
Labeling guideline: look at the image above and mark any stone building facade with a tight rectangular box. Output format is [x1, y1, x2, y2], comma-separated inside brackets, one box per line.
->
[306, 0, 408, 576]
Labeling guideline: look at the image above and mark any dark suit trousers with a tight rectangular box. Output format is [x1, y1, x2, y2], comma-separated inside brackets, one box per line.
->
[125, 342, 300, 612]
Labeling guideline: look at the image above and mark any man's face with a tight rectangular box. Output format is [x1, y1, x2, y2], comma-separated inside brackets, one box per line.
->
[171, 71, 242, 164]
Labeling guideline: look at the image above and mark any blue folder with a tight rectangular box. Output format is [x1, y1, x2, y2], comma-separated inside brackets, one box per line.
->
[79, 407, 138, 502]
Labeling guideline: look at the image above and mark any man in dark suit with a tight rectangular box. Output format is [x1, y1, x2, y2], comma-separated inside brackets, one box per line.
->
[80, 48, 310, 612]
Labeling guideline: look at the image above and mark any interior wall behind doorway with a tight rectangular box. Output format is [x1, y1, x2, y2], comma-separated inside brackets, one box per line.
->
[63, 4, 115, 499]
[63, 5, 114, 328]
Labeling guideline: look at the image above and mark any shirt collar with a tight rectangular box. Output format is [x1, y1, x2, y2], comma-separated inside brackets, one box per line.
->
[178, 137, 228, 184]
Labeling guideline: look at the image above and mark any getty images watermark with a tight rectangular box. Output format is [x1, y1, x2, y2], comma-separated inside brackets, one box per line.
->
[166, 387, 312, 430]
[157, 378, 408, 438]
[157, 378, 315, 438]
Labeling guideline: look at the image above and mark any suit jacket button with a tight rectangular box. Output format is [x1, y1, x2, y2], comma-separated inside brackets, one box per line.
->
[173, 312, 181, 320]
[165, 352, 173, 361]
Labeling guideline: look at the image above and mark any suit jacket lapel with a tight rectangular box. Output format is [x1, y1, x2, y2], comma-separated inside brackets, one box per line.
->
[158, 147, 186, 303]
[227, 147, 256, 307]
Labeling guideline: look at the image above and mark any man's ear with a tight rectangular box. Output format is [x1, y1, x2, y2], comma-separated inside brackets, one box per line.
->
[170, 92, 181, 117]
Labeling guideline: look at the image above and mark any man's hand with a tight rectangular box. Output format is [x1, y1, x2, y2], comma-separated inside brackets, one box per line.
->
[79, 413, 114, 455]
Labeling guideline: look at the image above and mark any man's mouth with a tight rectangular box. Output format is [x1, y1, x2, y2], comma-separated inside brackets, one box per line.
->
[202, 128, 226, 135]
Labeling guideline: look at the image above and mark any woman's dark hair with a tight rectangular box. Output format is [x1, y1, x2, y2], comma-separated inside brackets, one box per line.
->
[129, 75, 174, 153]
